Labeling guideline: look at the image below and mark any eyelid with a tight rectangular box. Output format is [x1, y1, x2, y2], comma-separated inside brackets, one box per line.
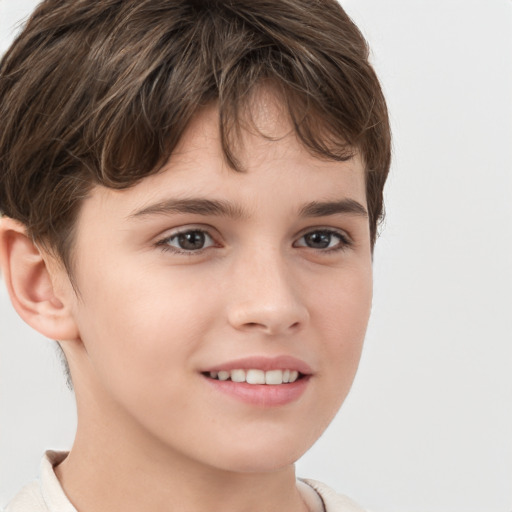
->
[155, 225, 221, 255]
[153, 224, 353, 256]
[293, 227, 353, 251]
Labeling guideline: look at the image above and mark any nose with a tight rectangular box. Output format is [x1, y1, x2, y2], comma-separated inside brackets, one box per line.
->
[226, 250, 310, 336]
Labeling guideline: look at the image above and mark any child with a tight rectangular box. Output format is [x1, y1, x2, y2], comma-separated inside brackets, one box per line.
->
[0, 0, 390, 511]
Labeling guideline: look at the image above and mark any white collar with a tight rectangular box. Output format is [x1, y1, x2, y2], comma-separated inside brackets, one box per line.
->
[39, 452, 334, 512]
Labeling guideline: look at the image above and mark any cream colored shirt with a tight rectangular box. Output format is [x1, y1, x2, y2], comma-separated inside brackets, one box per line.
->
[3, 451, 367, 512]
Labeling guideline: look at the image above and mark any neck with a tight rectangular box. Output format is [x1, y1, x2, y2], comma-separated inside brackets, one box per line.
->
[55, 407, 309, 512]
[56, 442, 308, 512]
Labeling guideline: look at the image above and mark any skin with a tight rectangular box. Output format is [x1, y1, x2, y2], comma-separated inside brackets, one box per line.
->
[1, 91, 373, 512]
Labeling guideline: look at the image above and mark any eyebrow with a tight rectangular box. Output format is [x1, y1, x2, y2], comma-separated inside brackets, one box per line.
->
[129, 197, 367, 220]
[129, 198, 247, 220]
[298, 199, 368, 218]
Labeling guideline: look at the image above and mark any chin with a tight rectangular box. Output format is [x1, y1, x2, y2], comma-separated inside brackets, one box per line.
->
[201, 432, 317, 474]
[213, 451, 300, 474]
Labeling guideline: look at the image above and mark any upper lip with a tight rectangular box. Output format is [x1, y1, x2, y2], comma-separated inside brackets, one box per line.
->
[201, 355, 313, 375]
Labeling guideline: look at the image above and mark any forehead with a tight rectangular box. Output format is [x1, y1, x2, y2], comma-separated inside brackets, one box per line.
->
[80, 92, 366, 225]
[65, 94, 369, 286]
[168, 84, 360, 169]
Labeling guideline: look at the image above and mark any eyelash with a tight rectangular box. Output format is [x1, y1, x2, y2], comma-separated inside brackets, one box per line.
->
[155, 228, 218, 255]
[155, 227, 352, 256]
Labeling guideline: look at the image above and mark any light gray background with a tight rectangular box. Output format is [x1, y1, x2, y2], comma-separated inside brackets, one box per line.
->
[1, 1, 511, 511]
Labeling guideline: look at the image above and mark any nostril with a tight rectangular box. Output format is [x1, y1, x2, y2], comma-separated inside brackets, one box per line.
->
[228, 302, 309, 335]
[241, 320, 303, 335]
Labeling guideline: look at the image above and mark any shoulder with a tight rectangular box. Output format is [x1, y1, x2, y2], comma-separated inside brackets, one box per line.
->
[300, 479, 369, 512]
[3, 451, 75, 512]
[3, 481, 48, 512]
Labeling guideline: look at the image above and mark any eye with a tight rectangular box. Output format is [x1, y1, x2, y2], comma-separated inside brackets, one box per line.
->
[158, 229, 216, 253]
[294, 229, 351, 251]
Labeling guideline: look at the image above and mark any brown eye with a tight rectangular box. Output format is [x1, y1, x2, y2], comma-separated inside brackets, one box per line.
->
[177, 231, 207, 250]
[304, 232, 333, 249]
[295, 230, 350, 251]
[162, 230, 215, 252]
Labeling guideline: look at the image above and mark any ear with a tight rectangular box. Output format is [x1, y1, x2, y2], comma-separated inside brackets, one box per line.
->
[0, 217, 79, 341]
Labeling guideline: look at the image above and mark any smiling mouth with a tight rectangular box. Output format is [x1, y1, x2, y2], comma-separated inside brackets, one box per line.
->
[203, 369, 303, 385]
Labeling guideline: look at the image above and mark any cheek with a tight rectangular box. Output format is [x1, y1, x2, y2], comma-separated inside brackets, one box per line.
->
[72, 262, 220, 393]
[312, 263, 372, 377]
[316, 261, 372, 332]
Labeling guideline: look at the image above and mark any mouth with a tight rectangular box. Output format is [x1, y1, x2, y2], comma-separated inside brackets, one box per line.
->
[200, 356, 312, 406]
[202, 368, 304, 385]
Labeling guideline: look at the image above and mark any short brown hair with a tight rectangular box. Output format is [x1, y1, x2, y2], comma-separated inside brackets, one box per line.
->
[0, 0, 391, 273]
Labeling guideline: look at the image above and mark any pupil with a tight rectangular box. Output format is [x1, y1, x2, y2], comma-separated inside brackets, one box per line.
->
[178, 231, 205, 250]
[306, 232, 330, 248]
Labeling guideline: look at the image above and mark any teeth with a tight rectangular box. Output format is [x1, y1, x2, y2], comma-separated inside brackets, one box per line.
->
[230, 369, 246, 383]
[289, 370, 299, 383]
[208, 369, 302, 385]
[265, 370, 283, 385]
[246, 369, 265, 384]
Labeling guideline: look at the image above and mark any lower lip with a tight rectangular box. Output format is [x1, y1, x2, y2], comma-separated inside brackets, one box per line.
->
[203, 375, 310, 407]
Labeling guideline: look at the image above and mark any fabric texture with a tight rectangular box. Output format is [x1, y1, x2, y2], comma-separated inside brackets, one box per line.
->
[3, 452, 367, 512]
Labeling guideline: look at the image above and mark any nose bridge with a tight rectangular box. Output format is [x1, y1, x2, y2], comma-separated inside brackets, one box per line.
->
[227, 244, 309, 335]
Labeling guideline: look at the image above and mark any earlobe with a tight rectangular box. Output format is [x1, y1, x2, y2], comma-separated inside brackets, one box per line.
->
[0, 217, 79, 341]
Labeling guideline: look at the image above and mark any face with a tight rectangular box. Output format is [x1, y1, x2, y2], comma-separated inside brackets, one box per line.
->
[61, 93, 373, 474]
